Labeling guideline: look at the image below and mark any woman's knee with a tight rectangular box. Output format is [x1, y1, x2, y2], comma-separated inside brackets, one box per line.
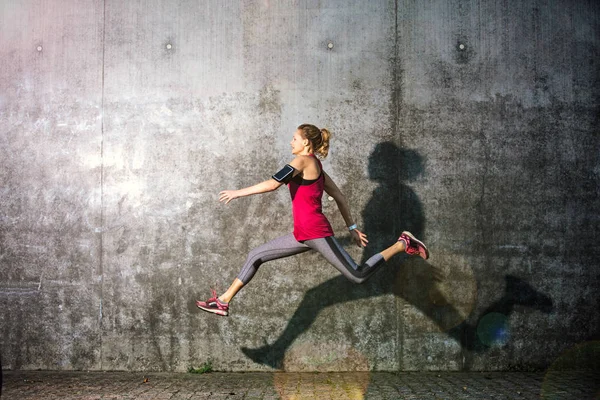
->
[245, 248, 264, 266]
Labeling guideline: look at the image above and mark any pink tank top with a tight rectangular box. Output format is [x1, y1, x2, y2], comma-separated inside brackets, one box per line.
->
[288, 155, 334, 241]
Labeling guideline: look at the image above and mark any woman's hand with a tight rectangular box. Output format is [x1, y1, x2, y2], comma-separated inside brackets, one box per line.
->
[350, 229, 368, 248]
[219, 190, 239, 204]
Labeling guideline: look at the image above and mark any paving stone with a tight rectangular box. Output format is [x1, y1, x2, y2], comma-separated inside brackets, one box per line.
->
[1, 370, 598, 399]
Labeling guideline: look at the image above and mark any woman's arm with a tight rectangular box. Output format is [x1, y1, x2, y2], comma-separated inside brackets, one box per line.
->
[323, 171, 368, 247]
[219, 157, 307, 204]
[323, 171, 354, 227]
[219, 179, 282, 204]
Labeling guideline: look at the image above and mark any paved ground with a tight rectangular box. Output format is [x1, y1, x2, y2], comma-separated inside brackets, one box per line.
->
[1, 370, 598, 399]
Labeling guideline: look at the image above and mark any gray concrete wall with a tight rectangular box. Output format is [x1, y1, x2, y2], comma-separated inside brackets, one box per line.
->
[1, 0, 598, 372]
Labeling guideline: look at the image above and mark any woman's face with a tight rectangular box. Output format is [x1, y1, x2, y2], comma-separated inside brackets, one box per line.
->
[290, 129, 307, 155]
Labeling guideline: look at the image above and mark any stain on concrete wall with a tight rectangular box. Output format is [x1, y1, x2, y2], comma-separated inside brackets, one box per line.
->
[0, 0, 598, 372]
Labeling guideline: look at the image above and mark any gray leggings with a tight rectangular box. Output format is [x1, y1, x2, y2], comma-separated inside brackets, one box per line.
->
[237, 233, 385, 285]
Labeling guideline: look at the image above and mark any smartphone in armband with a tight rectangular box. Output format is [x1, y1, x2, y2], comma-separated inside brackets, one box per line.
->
[272, 164, 295, 183]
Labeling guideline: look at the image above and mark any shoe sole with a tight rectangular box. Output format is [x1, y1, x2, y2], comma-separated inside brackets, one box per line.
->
[401, 231, 430, 260]
[196, 301, 229, 316]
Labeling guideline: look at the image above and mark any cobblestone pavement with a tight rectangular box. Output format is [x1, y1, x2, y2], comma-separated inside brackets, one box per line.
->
[1, 370, 598, 400]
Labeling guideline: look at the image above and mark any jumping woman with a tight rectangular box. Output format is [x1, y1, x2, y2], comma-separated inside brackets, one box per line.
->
[196, 124, 429, 316]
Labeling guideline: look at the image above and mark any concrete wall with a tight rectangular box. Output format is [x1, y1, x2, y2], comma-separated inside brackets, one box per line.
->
[1, 0, 598, 372]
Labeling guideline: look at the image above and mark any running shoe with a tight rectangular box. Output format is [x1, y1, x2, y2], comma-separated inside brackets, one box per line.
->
[196, 289, 229, 316]
[398, 231, 429, 260]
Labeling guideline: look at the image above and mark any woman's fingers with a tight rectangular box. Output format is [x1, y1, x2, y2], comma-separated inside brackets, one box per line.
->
[220, 190, 239, 204]
[357, 231, 368, 247]
[351, 230, 368, 248]
[219, 191, 232, 204]
[360, 236, 368, 247]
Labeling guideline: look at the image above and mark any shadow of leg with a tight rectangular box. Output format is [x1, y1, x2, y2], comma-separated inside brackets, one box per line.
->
[241, 274, 380, 368]
[394, 256, 477, 332]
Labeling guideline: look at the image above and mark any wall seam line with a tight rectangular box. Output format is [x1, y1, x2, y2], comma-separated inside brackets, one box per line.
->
[99, 0, 107, 372]
[393, 0, 404, 372]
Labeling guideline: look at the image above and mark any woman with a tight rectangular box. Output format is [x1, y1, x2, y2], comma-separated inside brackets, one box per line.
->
[196, 124, 429, 316]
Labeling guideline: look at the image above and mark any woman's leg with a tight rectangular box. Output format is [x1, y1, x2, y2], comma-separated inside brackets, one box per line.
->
[219, 278, 244, 303]
[197, 233, 311, 315]
[304, 235, 413, 284]
[221, 233, 311, 302]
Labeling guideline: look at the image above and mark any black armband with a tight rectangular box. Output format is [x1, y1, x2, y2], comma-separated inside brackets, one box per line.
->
[272, 164, 295, 184]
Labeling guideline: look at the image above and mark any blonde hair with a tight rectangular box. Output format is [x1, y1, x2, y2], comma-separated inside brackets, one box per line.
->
[297, 124, 331, 159]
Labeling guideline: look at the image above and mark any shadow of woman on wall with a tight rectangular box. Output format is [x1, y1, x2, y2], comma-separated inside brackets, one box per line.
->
[241, 142, 553, 370]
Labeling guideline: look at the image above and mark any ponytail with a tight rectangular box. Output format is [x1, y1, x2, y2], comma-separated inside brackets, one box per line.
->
[297, 124, 331, 159]
[316, 128, 331, 159]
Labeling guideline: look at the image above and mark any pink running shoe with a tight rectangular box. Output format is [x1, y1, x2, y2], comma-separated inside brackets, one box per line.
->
[398, 231, 429, 260]
[196, 289, 229, 316]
